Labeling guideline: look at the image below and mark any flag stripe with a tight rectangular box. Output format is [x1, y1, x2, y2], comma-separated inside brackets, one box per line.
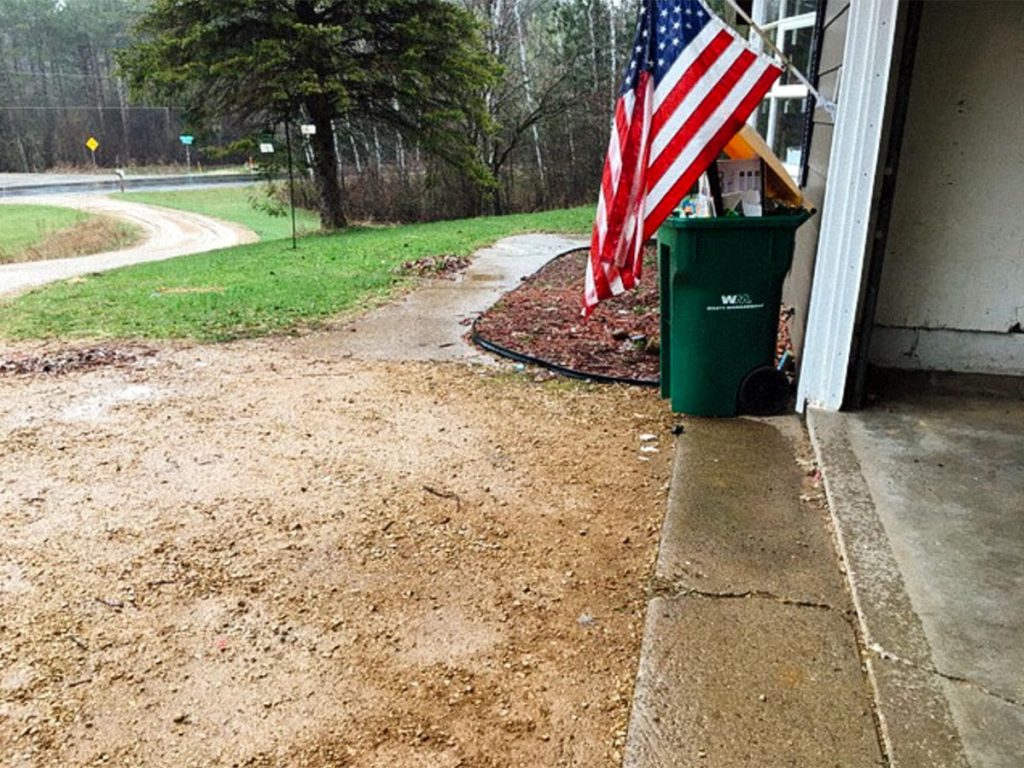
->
[652, 22, 724, 112]
[650, 29, 735, 144]
[601, 73, 650, 267]
[644, 63, 781, 234]
[646, 56, 776, 209]
[648, 48, 757, 185]
[584, 0, 781, 316]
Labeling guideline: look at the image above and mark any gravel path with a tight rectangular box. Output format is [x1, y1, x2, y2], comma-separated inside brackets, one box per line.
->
[0, 344, 673, 768]
[0, 195, 257, 297]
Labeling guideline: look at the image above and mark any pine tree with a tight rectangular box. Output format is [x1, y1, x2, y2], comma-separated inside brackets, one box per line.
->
[118, 0, 499, 230]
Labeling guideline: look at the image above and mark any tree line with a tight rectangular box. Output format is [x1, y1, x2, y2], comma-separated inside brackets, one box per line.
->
[0, 0, 741, 226]
[0, 0, 180, 169]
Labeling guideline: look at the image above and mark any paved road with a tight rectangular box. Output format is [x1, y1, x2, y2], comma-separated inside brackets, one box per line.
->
[0, 195, 257, 297]
[0, 171, 257, 197]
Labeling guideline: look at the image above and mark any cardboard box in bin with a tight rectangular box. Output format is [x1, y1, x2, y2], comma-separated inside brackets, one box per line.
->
[717, 158, 764, 216]
[723, 125, 810, 210]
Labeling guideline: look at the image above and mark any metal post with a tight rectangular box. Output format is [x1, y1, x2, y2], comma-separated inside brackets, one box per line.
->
[285, 119, 297, 250]
[185, 144, 192, 175]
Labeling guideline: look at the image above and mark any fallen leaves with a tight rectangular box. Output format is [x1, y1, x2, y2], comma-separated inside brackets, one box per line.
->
[0, 345, 156, 377]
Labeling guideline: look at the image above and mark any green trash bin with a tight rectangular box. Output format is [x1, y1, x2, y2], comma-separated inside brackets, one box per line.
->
[657, 211, 811, 417]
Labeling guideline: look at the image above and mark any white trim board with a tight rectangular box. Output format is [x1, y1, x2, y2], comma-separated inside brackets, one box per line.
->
[796, 0, 900, 412]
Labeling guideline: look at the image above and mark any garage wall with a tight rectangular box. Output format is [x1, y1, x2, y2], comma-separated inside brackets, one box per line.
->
[870, 1, 1024, 375]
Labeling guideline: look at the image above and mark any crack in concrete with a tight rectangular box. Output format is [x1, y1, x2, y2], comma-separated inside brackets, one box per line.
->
[868, 642, 1024, 710]
[650, 576, 853, 617]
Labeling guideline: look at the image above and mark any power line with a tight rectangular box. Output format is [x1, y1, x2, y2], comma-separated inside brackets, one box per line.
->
[2, 105, 177, 111]
[0, 69, 122, 79]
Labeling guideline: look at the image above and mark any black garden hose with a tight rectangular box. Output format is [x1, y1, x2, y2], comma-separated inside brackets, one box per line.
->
[469, 244, 659, 388]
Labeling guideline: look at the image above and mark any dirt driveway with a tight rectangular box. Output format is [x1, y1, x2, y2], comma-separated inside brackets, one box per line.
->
[0, 332, 674, 767]
[0, 195, 256, 297]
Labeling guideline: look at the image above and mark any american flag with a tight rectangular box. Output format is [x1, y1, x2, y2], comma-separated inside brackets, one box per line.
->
[583, 0, 783, 315]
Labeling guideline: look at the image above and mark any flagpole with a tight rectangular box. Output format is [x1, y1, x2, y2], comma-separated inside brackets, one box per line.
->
[721, 0, 837, 119]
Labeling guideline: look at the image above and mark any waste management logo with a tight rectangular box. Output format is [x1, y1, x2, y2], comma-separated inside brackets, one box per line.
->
[707, 293, 766, 312]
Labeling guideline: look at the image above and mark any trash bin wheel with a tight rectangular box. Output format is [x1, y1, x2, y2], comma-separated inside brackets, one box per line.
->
[737, 365, 791, 416]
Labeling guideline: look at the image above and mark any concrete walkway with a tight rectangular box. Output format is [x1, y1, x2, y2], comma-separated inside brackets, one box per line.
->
[810, 393, 1024, 767]
[290, 233, 586, 363]
[0, 195, 256, 298]
[624, 416, 885, 767]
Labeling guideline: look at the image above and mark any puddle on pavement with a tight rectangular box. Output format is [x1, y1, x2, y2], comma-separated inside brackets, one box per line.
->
[465, 271, 502, 282]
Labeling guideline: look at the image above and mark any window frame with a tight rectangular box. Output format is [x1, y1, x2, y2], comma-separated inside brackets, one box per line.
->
[749, 1, 821, 181]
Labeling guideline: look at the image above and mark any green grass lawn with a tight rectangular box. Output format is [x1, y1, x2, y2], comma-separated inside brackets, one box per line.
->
[115, 185, 321, 241]
[0, 206, 593, 341]
[0, 204, 91, 257]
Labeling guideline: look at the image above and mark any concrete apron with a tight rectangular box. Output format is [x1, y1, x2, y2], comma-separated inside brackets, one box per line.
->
[809, 395, 1024, 768]
[624, 417, 885, 767]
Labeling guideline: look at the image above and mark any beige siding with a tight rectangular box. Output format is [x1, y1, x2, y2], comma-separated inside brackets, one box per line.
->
[784, 2, 849, 360]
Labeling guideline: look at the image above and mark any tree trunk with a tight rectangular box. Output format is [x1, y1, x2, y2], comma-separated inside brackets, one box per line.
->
[513, 0, 545, 190]
[586, 0, 600, 88]
[608, 0, 618, 104]
[350, 135, 363, 173]
[306, 99, 348, 230]
[330, 119, 346, 191]
[372, 125, 383, 174]
[116, 75, 132, 166]
[344, 119, 362, 173]
[484, 0, 505, 117]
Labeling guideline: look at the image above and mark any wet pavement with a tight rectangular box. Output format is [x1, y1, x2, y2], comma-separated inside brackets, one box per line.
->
[810, 393, 1024, 767]
[291, 233, 586, 363]
[0, 171, 255, 197]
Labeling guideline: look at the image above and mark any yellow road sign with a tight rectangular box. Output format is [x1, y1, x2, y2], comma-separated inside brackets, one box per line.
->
[86, 137, 99, 152]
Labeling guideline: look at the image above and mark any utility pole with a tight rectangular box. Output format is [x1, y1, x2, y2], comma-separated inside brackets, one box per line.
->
[285, 119, 297, 251]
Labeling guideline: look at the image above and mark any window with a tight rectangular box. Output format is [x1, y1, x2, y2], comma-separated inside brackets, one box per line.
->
[749, 0, 821, 181]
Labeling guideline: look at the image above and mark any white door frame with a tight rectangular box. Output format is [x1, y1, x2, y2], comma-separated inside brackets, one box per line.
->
[796, 0, 901, 412]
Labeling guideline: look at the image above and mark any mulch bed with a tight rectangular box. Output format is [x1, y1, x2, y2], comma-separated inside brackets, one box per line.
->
[474, 247, 794, 384]
[474, 247, 661, 383]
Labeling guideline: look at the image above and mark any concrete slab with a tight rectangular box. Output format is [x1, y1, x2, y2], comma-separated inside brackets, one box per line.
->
[848, 398, 1024, 701]
[810, 392, 1024, 767]
[626, 417, 883, 766]
[867, 654, 972, 768]
[945, 680, 1024, 768]
[291, 233, 585, 363]
[809, 410, 971, 768]
[625, 595, 883, 768]
[656, 417, 850, 607]
[808, 412, 943, 668]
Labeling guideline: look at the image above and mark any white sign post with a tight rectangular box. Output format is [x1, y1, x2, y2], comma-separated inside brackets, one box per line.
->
[179, 134, 195, 174]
